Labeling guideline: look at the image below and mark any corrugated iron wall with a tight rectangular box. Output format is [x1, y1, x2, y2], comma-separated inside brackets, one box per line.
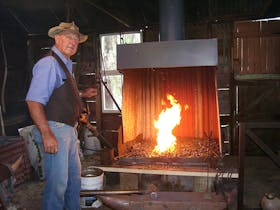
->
[209, 0, 264, 18]
[0, 136, 32, 186]
[186, 0, 271, 22]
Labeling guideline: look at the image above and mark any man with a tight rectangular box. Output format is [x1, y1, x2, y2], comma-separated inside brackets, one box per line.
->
[26, 22, 97, 210]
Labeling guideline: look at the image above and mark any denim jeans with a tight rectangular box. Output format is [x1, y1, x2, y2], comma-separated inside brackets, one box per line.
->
[33, 121, 81, 210]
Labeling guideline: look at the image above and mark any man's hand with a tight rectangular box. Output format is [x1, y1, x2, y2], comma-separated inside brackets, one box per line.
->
[80, 87, 98, 98]
[42, 132, 59, 154]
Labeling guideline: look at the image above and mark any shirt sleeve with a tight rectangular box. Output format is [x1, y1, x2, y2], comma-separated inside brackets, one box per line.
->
[25, 56, 57, 105]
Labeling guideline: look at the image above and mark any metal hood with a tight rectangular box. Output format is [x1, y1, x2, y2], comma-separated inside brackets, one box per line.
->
[117, 38, 218, 70]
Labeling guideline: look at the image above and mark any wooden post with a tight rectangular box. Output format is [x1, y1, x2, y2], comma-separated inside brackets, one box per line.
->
[238, 122, 245, 210]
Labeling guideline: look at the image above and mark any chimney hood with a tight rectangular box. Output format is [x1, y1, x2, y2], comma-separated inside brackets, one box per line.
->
[117, 0, 217, 71]
[117, 38, 218, 70]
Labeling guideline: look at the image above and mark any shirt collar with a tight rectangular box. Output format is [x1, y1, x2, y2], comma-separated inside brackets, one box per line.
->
[51, 46, 72, 66]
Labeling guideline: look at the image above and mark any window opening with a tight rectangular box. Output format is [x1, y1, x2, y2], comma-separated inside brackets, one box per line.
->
[99, 31, 142, 113]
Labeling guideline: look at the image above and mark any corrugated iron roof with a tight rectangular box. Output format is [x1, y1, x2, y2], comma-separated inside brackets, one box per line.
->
[0, 0, 279, 35]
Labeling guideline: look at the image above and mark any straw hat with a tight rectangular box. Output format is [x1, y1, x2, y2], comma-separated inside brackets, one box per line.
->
[48, 22, 88, 43]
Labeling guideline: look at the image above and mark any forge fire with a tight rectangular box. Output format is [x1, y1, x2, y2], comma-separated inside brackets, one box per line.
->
[120, 94, 220, 159]
[153, 94, 184, 154]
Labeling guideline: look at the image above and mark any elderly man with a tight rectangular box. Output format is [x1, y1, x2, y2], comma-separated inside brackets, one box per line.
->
[26, 22, 97, 210]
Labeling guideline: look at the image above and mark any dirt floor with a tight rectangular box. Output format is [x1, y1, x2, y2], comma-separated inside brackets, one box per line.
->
[243, 156, 280, 209]
[11, 180, 112, 210]
[10, 180, 112, 210]
[9, 154, 113, 210]
[7, 155, 280, 210]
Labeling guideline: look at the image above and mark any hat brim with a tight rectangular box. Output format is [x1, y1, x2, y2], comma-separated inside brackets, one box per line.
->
[48, 27, 88, 43]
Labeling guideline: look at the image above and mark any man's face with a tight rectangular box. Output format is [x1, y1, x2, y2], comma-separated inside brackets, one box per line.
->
[54, 31, 79, 59]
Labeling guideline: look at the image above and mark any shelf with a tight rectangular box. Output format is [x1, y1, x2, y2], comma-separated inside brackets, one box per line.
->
[235, 74, 280, 81]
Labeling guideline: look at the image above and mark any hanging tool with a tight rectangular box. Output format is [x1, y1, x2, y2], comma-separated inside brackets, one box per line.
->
[79, 111, 117, 155]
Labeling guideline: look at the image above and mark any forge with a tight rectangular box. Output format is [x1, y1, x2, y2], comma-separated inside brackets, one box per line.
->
[86, 6, 237, 210]
[114, 38, 221, 170]
[114, 0, 221, 168]
[83, 3, 237, 206]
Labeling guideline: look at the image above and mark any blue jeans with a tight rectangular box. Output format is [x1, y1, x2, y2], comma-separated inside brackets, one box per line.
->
[33, 121, 81, 210]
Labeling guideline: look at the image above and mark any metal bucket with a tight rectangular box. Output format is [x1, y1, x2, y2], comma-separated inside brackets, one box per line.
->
[81, 168, 104, 190]
[80, 168, 104, 208]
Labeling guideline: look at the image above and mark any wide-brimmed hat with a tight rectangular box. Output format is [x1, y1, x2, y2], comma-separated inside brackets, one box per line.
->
[48, 22, 88, 43]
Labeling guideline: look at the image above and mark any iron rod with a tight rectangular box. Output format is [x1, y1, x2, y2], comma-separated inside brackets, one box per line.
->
[80, 190, 144, 197]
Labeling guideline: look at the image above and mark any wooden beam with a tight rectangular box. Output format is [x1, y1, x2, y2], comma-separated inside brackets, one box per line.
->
[237, 122, 280, 210]
[238, 122, 246, 210]
[246, 129, 280, 168]
[235, 74, 280, 80]
[245, 122, 280, 129]
[91, 165, 238, 178]
[83, 0, 130, 28]
[238, 88, 274, 117]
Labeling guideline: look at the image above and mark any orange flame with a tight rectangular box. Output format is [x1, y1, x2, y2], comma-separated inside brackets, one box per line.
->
[153, 94, 182, 154]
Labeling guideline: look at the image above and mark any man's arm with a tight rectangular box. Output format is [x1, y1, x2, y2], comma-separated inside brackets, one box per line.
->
[26, 100, 58, 154]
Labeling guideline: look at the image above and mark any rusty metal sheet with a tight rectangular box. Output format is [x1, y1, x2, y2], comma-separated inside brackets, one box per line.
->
[0, 137, 32, 186]
[99, 192, 227, 210]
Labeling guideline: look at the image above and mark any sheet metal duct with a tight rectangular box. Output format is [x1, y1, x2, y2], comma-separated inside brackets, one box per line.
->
[160, 0, 185, 41]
